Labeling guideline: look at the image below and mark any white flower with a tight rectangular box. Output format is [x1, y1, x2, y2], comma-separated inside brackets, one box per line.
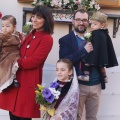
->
[26, 22, 32, 25]
[54, 91, 60, 99]
[95, 4, 100, 10]
[84, 32, 91, 38]
[89, 4, 93, 8]
[91, 0, 95, 2]
[58, 2, 62, 7]
[89, 1, 95, 8]
[49, 88, 60, 99]
[84, 32, 92, 42]
[32, 1, 36, 4]
[49, 87, 55, 93]
[90, 1, 95, 5]
[34, 0, 37, 2]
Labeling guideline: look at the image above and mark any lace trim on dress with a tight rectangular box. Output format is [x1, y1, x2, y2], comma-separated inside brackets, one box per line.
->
[0, 61, 19, 92]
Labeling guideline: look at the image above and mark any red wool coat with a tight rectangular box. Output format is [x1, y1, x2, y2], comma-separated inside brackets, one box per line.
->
[0, 30, 53, 118]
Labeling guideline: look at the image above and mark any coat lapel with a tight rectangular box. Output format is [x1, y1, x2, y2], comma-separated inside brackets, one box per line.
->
[70, 31, 78, 52]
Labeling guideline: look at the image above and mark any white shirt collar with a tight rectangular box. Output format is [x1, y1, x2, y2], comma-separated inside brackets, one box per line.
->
[73, 30, 84, 40]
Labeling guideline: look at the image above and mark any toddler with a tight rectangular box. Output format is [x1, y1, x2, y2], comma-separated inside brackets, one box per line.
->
[0, 15, 21, 92]
[79, 12, 118, 83]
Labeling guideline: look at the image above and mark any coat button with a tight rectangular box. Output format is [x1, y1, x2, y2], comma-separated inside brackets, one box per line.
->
[33, 36, 35, 39]
[26, 44, 30, 48]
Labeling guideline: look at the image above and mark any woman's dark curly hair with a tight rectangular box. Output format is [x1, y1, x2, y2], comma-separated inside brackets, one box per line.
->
[32, 5, 54, 34]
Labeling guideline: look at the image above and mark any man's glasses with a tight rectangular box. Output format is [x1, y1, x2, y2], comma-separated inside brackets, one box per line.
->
[74, 18, 88, 23]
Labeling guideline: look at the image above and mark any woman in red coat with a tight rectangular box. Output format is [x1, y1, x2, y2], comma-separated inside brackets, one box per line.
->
[0, 5, 54, 120]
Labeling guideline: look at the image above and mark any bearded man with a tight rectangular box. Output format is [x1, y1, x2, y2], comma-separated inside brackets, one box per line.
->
[59, 9, 103, 120]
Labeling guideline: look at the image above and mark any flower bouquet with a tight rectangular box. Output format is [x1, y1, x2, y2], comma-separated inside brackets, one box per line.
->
[35, 81, 61, 119]
[22, 22, 32, 36]
[84, 31, 92, 42]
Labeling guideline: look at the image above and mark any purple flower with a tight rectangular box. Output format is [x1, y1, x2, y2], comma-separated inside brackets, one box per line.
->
[45, 94, 54, 103]
[50, 81, 59, 88]
[42, 88, 52, 98]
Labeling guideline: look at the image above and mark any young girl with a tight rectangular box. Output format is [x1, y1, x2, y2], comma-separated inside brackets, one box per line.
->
[0, 15, 21, 92]
[81, 12, 118, 84]
[45, 58, 79, 120]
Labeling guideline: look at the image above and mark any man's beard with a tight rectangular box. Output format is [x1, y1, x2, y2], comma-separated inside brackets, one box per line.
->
[74, 25, 87, 33]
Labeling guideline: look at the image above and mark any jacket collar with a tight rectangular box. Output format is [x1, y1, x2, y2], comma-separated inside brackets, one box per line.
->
[70, 31, 79, 51]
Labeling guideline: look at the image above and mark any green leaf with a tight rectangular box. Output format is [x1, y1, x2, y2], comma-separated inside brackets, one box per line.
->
[22, 24, 32, 35]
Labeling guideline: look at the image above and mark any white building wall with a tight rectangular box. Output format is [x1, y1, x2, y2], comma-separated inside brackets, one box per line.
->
[0, 1, 120, 120]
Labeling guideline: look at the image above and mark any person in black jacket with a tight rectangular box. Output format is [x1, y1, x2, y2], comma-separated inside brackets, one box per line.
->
[82, 12, 118, 83]
[59, 9, 116, 120]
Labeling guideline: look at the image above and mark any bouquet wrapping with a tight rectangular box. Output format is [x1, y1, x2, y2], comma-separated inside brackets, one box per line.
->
[35, 81, 61, 119]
